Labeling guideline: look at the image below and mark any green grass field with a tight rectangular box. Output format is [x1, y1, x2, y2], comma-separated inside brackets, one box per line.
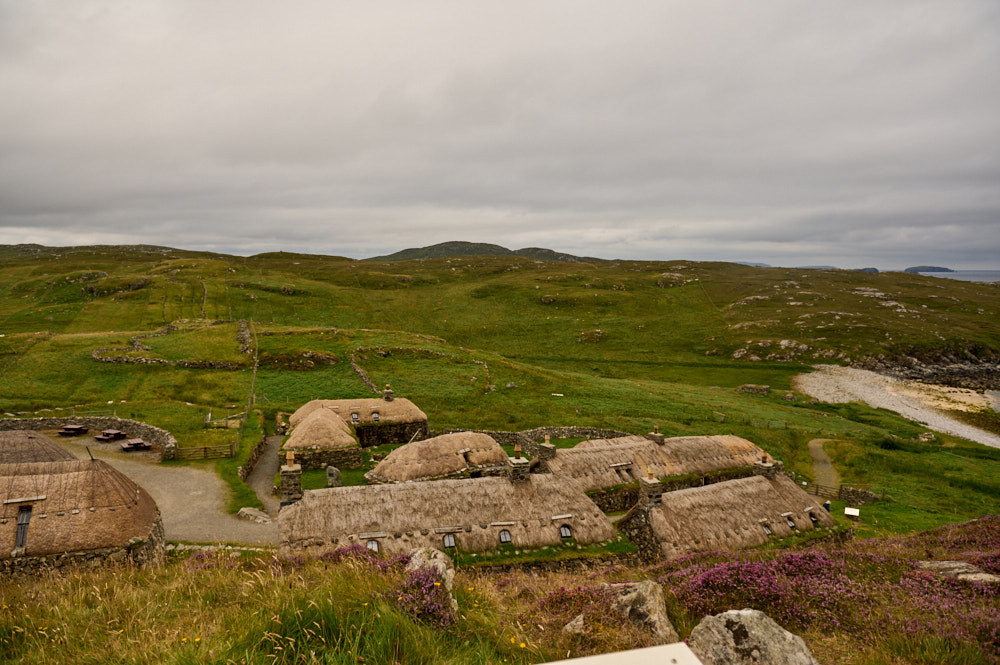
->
[1, 244, 999, 533]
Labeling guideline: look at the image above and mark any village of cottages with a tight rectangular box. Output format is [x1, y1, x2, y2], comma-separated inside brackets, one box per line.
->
[1, 382, 842, 573]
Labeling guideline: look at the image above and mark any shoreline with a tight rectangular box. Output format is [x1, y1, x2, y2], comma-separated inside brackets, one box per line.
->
[792, 365, 1000, 449]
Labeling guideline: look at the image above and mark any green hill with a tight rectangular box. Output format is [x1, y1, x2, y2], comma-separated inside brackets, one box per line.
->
[367, 241, 603, 263]
[1, 244, 999, 530]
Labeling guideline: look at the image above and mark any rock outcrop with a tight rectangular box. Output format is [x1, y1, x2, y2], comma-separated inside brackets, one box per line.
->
[688, 609, 818, 665]
[406, 547, 458, 611]
[606, 580, 679, 644]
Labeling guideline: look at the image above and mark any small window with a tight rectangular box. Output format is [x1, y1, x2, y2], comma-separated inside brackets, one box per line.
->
[15, 506, 32, 549]
[442, 534, 456, 549]
[351, 412, 360, 423]
[372, 412, 380, 422]
[762, 523, 773, 536]
[366, 539, 379, 553]
[786, 516, 797, 529]
[559, 524, 572, 539]
[499, 529, 512, 544]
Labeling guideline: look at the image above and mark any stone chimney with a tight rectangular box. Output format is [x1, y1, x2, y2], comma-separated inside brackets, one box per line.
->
[507, 442, 531, 483]
[752, 456, 784, 480]
[646, 424, 665, 446]
[536, 442, 557, 462]
[639, 472, 663, 507]
[382, 383, 394, 402]
[280, 450, 303, 506]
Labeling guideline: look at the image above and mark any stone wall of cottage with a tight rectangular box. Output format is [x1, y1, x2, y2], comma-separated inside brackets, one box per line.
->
[0, 513, 166, 576]
[355, 422, 428, 448]
[0, 417, 178, 460]
[615, 505, 662, 562]
[279, 447, 363, 471]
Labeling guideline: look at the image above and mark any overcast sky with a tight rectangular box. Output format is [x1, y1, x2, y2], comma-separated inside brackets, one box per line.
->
[1, 2, 998, 269]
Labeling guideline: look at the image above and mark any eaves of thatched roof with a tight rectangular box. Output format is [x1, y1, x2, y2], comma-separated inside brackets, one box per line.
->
[283, 408, 357, 450]
[280, 474, 615, 555]
[0, 459, 160, 558]
[648, 474, 836, 558]
[0, 430, 76, 465]
[368, 432, 507, 482]
[289, 397, 427, 428]
[547, 435, 766, 491]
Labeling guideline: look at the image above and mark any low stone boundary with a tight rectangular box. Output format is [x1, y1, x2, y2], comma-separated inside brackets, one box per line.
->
[239, 434, 272, 481]
[0, 416, 178, 460]
[838, 486, 883, 505]
[442, 426, 634, 456]
[1, 515, 165, 576]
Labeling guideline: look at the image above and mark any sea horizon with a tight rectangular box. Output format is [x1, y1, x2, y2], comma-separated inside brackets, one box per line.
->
[918, 270, 1000, 283]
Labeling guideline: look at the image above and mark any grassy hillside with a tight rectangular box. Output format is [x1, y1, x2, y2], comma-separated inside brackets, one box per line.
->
[1, 244, 999, 530]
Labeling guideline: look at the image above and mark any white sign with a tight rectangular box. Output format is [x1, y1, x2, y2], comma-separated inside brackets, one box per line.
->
[845, 507, 860, 517]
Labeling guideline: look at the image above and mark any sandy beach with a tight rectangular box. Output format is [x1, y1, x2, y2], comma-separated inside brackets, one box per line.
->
[793, 365, 1000, 449]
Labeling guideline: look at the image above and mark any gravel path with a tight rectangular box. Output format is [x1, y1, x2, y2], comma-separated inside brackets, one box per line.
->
[246, 435, 283, 517]
[807, 439, 841, 489]
[794, 365, 1000, 449]
[62, 439, 278, 546]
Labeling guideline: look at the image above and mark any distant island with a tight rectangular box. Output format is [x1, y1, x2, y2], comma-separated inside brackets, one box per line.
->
[905, 266, 954, 273]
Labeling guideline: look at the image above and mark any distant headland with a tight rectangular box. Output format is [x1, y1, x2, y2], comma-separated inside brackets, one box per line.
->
[904, 266, 954, 273]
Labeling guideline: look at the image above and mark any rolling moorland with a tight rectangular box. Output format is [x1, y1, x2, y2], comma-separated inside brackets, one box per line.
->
[1, 243, 1000, 664]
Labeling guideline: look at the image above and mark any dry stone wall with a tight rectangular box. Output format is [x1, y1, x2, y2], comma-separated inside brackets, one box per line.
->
[441, 426, 633, 458]
[238, 434, 271, 481]
[0, 417, 178, 460]
[615, 505, 662, 562]
[838, 486, 882, 505]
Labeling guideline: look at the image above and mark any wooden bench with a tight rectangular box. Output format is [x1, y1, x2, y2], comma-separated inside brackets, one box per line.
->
[120, 438, 151, 451]
[57, 425, 88, 437]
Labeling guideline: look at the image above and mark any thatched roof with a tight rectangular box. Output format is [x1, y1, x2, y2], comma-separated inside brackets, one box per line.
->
[289, 397, 426, 428]
[0, 430, 76, 464]
[368, 432, 507, 482]
[647, 475, 836, 559]
[546, 435, 766, 491]
[280, 474, 615, 555]
[0, 459, 160, 558]
[283, 408, 357, 450]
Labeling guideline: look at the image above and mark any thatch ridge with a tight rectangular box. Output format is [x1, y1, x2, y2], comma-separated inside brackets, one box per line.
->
[0, 459, 160, 558]
[647, 475, 837, 558]
[283, 408, 357, 450]
[280, 474, 615, 555]
[290, 398, 427, 428]
[0, 430, 76, 464]
[547, 435, 766, 491]
[368, 432, 507, 482]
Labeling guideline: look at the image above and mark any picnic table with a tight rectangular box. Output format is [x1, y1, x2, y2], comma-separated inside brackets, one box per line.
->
[120, 438, 151, 451]
[95, 429, 126, 442]
[57, 425, 88, 437]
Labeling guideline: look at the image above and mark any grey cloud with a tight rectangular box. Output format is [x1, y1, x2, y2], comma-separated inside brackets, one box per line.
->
[1, 0, 998, 269]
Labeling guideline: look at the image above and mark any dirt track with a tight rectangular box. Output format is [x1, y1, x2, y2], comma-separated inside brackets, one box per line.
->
[794, 365, 1000, 449]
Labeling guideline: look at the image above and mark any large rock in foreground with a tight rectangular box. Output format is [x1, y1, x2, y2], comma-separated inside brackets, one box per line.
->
[607, 580, 679, 644]
[406, 547, 458, 610]
[688, 609, 818, 665]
